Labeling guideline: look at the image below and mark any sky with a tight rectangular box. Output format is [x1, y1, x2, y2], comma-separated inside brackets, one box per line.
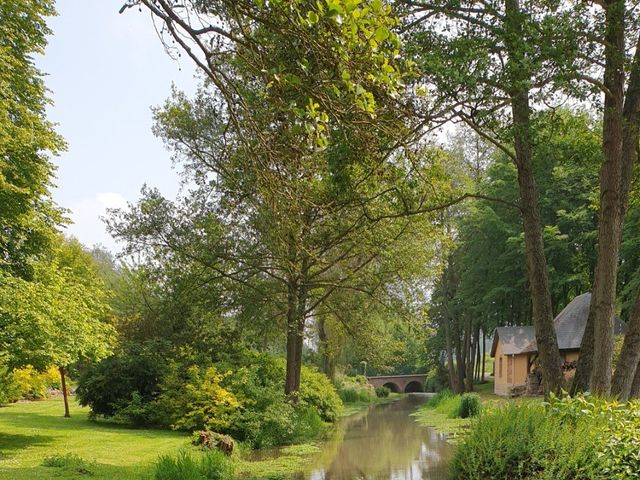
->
[37, 0, 199, 251]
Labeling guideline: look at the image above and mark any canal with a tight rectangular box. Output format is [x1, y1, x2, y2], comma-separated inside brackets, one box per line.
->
[289, 394, 451, 479]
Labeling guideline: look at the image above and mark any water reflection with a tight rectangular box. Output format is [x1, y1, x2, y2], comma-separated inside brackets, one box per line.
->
[305, 395, 451, 480]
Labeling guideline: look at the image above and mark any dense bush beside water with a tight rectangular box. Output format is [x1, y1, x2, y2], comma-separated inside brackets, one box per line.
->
[424, 389, 481, 419]
[77, 347, 341, 448]
[450, 394, 640, 480]
[458, 393, 481, 419]
[375, 386, 391, 398]
[336, 375, 375, 403]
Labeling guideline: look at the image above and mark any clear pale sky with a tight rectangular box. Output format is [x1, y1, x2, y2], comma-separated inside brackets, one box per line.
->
[37, 0, 198, 251]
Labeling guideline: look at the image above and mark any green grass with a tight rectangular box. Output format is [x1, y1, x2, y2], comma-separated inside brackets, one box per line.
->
[0, 397, 189, 480]
[234, 443, 320, 479]
[414, 379, 541, 441]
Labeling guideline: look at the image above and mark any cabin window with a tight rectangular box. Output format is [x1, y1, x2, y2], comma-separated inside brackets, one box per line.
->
[499, 357, 503, 378]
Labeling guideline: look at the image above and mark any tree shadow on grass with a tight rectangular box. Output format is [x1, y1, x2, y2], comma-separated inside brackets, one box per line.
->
[0, 432, 54, 458]
[0, 461, 153, 480]
[0, 411, 183, 439]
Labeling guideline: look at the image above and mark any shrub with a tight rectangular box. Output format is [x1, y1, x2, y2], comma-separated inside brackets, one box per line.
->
[358, 390, 374, 402]
[0, 366, 22, 404]
[0, 365, 62, 403]
[77, 348, 338, 448]
[154, 450, 233, 480]
[43, 453, 96, 476]
[450, 397, 640, 480]
[156, 364, 239, 431]
[339, 388, 360, 403]
[375, 386, 390, 398]
[298, 365, 342, 422]
[457, 393, 481, 419]
[424, 376, 446, 393]
[337, 375, 375, 404]
[76, 341, 168, 421]
[224, 354, 332, 448]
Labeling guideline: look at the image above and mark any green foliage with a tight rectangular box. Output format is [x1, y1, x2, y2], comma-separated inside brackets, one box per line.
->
[10, 365, 60, 400]
[0, 237, 115, 374]
[339, 388, 360, 403]
[0, 0, 65, 278]
[457, 393, 481, 419]
[76, 341, 168, 422]
[426, 390, 462, 419]
[426, 390, 480, 419]
[42, 453, 96, 476]
[424, 374, 447, 393]
[156, 364, 239, 432]
[226, 355, 334, 448]
[78, 351, 338, 449]
[298, 365, 342, 422]
[154, 450, 233, 480]
[336, 375, 376, 404]
[375, 386, 391, 398]
[451, 395, 640, 480]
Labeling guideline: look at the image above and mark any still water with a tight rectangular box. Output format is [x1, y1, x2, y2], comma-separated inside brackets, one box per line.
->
[286, 395, 451, 480]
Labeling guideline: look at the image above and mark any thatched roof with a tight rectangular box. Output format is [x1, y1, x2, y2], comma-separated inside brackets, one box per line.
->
[490, 293, 627, 357]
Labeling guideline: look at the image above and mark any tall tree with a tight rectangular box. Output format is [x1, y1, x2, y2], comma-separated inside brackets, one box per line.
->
[572, 0, 640, 395]
[405, 0, 585, 393]
[0, 237, 115, 416]
[119, 0, 457, 396]
[430, 110, 605, 393]
[110, 92, 450, 397]
[0, 0, 65, 278]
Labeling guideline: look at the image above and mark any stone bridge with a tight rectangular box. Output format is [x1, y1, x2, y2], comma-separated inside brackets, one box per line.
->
[368, 374, 427, 393]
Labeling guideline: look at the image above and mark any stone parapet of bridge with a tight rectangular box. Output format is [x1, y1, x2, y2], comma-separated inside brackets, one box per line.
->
[367, 374, 427, 393]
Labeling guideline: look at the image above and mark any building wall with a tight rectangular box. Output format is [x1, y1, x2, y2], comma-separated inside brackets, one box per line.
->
[493, 340, 530, 396]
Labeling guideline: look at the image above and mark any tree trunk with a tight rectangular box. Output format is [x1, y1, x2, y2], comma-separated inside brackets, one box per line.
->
[455, 329, 465, 394]
[465, 319, 475, 392]
[481, 329, 486, 382]
[572, 317, 594, 394]
[59, 366, 70, 418]
[504, 0, 565, 396]
[444, 319, 459, 392]
[317, 316, 335, 379]
[575, 27, 640, 396]
[630, 358, 640, 399]
[612, 291, 640, 399]
[609, 33, 640, 398]
[585, 0, 626, 396]
[285, 279, 304, 396]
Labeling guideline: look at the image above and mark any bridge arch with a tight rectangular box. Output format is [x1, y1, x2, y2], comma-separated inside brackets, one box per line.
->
[404, 381, 423, 393]
[367, 374, 428, 394]
[383, 382, 401, 393]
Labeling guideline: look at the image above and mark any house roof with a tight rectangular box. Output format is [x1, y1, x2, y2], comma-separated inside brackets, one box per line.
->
[490, 326, 536, 356]
[490, 293, 627, 357]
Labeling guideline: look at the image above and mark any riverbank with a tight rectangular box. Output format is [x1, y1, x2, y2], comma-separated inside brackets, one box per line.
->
[234, 392, 405, 478]
[0, 394, 406, 480]
[413, 380, 541, 441]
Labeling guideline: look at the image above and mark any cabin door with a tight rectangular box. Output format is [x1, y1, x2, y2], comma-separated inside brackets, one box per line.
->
[507, 356, 513, 384]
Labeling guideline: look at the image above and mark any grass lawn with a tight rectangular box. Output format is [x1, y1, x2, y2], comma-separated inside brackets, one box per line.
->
[0, 393, 405, 479]
[0, 397, 189, 480]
